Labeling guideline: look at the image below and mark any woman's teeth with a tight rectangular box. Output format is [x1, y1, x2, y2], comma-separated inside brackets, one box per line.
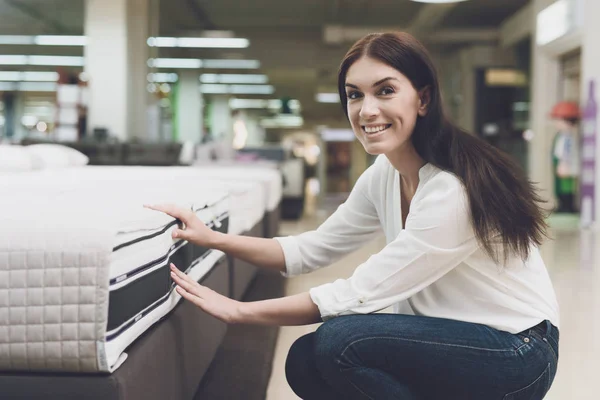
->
[364, 124, 390, 134]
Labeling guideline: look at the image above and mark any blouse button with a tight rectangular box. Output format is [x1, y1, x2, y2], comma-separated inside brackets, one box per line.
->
[524, 338, 530, 343]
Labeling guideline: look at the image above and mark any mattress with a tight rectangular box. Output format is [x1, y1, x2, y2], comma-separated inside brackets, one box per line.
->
[191, 163, 283, 211]
[0, 178, 232, 373]
[0, 166, 267, 236]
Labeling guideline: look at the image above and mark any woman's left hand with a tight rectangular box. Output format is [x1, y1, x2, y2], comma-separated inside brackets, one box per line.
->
[169, 263, 242, 324]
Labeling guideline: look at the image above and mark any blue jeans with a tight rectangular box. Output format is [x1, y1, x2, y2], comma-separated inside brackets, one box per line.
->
[285, 314, 559, 400]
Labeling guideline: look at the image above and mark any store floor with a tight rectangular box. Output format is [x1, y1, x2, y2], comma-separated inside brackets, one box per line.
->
[265, 198, 597, 399]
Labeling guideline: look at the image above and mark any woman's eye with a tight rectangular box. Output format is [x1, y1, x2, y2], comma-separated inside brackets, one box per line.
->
[347, 91, 362, 100]
[379, 86, 395, 95]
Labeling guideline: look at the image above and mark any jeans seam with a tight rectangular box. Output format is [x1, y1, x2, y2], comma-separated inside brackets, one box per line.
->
[334, 363, 376, 400]
[340, 336, 522, 358]
[502, 362, 551, 399]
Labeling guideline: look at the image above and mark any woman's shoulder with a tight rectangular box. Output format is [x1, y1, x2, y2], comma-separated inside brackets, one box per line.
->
[417, 166, 467, 209]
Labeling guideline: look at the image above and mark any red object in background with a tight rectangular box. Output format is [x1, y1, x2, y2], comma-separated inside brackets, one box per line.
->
[550, 101, 581, 120]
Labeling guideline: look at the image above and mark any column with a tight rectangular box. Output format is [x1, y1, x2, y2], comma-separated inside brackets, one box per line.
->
[209, 95, 233, 144]
[529, 0, 561, 206]
[84, 0, 149, 141]
[175, 70, 203, 143]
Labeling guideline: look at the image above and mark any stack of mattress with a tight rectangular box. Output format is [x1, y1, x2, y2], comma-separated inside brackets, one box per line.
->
[0, 177, 231, 373]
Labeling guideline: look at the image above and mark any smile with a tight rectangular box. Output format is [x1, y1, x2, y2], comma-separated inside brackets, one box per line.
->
[362, 124, 391, 135]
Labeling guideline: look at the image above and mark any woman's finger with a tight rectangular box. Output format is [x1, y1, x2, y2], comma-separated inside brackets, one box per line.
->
[144, 204, 194, 225]
[170, 263, 199, 286]
[171, 270, 199, 295]
[170, 263, 200, 283]
[176, 285, 206, 308]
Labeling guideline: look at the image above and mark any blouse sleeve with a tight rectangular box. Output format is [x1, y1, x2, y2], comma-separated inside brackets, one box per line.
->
[275, 162, 382, 277]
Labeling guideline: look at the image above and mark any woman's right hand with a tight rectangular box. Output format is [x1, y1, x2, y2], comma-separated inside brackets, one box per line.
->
[144, 203, 218, 247]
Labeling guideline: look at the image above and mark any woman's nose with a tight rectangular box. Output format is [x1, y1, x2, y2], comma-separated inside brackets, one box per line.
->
[359, 97, 380, 119]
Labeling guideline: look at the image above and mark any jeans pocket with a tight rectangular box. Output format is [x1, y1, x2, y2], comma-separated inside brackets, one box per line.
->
[503, 363, 551, 400]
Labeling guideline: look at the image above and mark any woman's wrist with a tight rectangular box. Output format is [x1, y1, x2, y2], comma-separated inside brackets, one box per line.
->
[208, 231, 227, 250]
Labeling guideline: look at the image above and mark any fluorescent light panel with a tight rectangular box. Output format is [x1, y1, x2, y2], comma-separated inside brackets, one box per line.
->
[149, 58, 260, 70]
[229, 98, 300, 111]
[0, 36, 35, 45]
[34, 36, 87, 46]
[148, 58, 202, 69]
[202, 59, 260, 69]
[0, 55, 84, 66]
[316, 93, 340, 103]
[200, 74, 268, 84]
[260, 115, 304, 128]
[0, 71, 59, 81]
[147, 37, 249, 48]
[0, 35, 245, 48]
[200, 84, 274, 95]
[147, 72, 178, 83]
[0, 82, 57, 92]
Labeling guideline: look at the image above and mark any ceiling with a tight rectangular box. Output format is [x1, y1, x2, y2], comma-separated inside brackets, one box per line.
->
[0, 0, 530, 126]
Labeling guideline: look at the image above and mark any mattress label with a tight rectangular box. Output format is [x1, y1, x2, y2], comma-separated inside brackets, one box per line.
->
[97, 341, 108, 371]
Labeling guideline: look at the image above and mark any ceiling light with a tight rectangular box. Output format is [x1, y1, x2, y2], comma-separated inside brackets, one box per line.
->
[148, 58, 203, 68]
[316, 93, 340, 103]
[260, 115, 304, 128]
[202, 59, 260, 69]
[0, 82, 57, 92]
[34, 35, 87, 46]
[0, 71, 59, 81]
[147, 73, 179, 83]
[200, 84, 275, 95]
[0, 55, 84, 66]
[0, 55, 28, 65]
[147, 37, 249, 48]
[0, 36, 35, 45]
[200, 74, 268, 84]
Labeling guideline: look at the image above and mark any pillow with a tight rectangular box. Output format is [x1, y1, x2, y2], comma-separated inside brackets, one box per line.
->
[0, 145, 41, 172]
[24, 144, 89, 168]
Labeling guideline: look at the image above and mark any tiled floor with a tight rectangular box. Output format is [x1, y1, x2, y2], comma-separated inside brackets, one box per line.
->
[265, 199, 598, 399]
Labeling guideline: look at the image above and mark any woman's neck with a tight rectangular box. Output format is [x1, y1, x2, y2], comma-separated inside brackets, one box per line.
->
[385, 144, 426, 193]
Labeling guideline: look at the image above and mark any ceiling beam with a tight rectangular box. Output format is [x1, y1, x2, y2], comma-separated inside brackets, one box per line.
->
[499, 3, 533, 48]
[407, 3, 459, 35]
[4, 0, 71, 34]
[323, 25, 499, 45]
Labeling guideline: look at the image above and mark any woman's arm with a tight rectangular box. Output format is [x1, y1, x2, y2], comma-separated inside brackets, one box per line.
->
[146, 160, 381, 277]
[169, 263, 321, 326]
[145, 203, 287, 273]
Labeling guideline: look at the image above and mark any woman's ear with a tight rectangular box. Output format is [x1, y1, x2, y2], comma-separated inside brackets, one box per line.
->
[418, 86, 431, 117]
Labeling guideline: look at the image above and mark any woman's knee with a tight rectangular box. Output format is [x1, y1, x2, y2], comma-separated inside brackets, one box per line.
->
[314, 317, 359, 372]
[285, 333, 317, 393]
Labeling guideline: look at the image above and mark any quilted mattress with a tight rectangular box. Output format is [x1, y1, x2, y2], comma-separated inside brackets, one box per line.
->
[0, 178, 231, 373]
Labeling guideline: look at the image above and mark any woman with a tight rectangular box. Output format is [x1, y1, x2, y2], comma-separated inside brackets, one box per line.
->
[147, 32, 559, 400]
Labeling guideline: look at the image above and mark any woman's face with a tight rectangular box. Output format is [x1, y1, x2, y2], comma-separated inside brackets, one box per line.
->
[344, 56, 427, 156]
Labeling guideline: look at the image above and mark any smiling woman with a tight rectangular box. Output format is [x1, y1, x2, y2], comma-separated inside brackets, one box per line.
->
[149, 32, 559, 400]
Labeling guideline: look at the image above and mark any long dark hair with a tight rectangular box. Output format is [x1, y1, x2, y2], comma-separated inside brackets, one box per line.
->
[338, 32, 548, 263]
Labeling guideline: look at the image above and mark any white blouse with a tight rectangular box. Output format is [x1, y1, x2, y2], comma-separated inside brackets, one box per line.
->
[275, 156, 560, 334]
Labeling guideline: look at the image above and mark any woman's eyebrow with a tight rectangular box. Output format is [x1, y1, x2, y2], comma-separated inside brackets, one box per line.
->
[345, 77, 399, 89]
